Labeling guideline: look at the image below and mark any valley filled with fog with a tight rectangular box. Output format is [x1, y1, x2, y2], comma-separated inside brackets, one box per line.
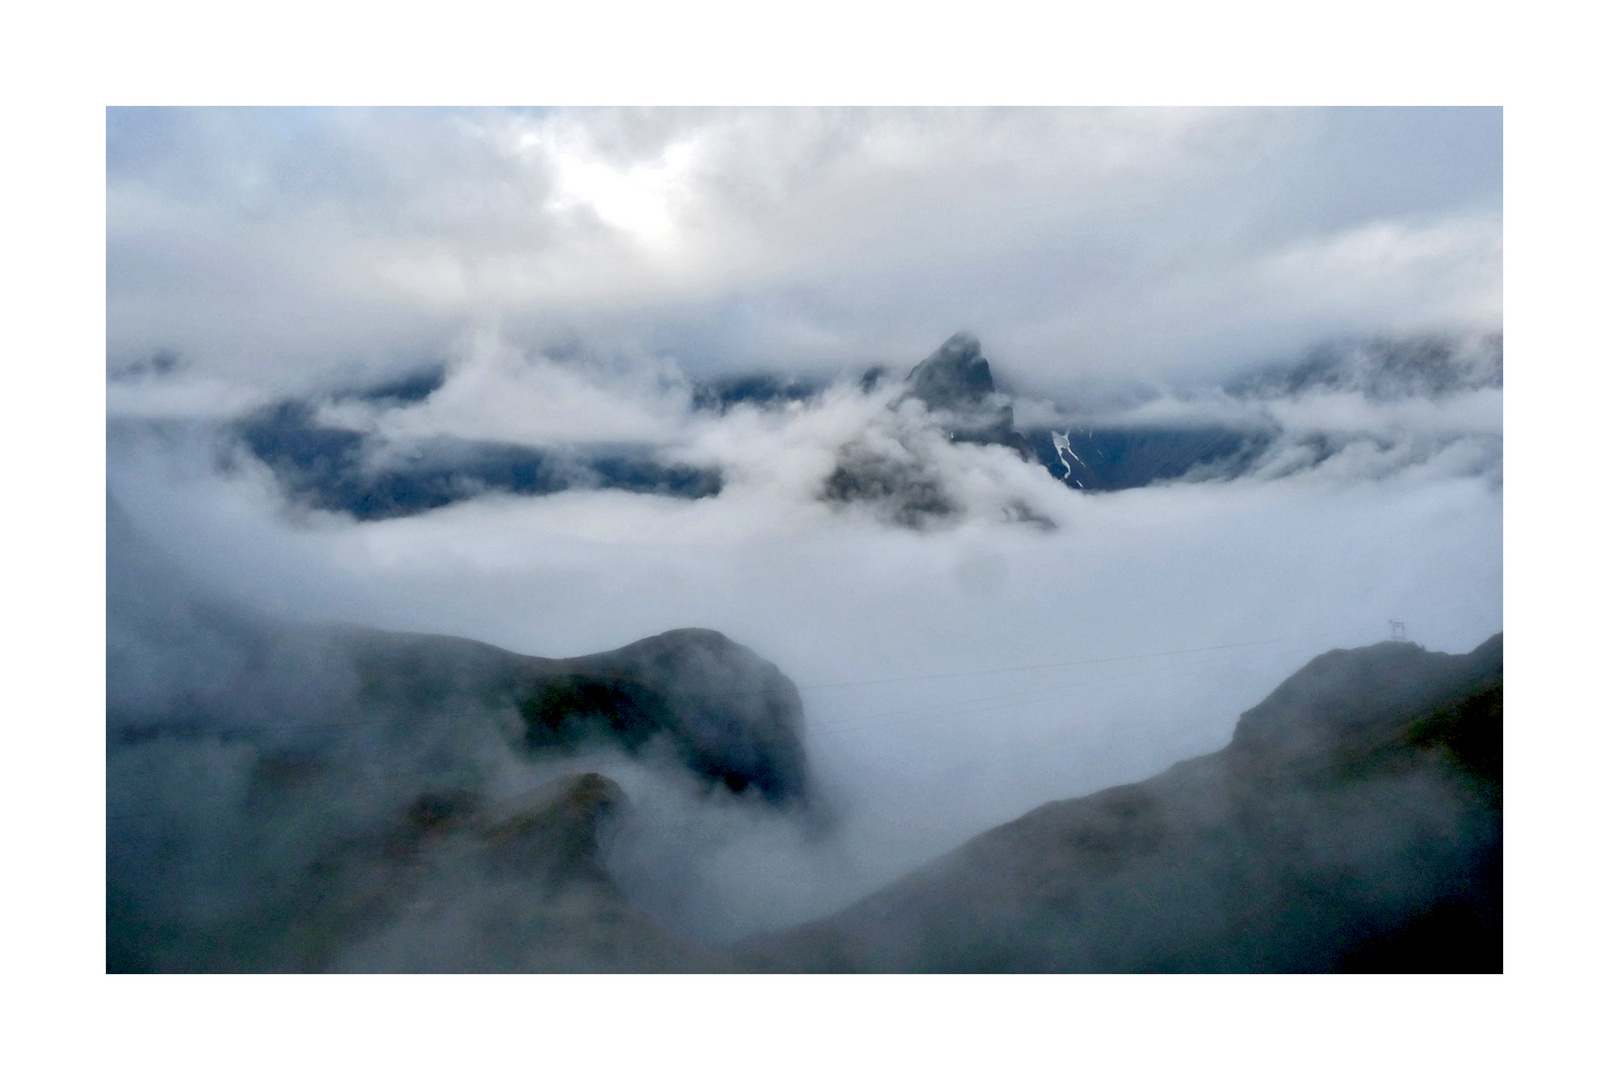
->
[108, 326, 1500, 945]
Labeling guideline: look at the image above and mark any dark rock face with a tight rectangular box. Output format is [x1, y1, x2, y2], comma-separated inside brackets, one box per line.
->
[903, 332, 1027, 452]
[326, 625, 813, 808]
[332, 772, 723, 973]
[736, 634, 1502, 973]
[110, 772, 728, 973]
[849, 333, 1278, 503]
[517, 629, 812, 806]
[820, 333, 1037, 527]
[905, 332, 998, 412]
[107, 615, 799, 971]
[1228, 635, 1502, 789]
[822, 444, 957, 529]
[108, 501, 812, 807]
[108, 503, 806, 971]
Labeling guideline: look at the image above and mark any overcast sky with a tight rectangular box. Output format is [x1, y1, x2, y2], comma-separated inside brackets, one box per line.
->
[108, 107, 1501, 396]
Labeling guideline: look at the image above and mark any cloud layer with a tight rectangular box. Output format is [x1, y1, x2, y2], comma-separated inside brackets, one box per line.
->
[109, 107, 1501, 393]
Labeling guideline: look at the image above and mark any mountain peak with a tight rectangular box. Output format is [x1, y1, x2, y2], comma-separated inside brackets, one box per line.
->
[905, 332, 995, 411]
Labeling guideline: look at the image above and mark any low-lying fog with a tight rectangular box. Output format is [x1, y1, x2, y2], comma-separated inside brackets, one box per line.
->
[108, 348, 1500, 945]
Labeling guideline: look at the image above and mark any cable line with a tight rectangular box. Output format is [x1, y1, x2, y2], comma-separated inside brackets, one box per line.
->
[796, 631, 1351, 691]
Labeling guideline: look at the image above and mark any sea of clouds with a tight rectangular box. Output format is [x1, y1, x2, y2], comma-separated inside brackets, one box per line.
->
[107, 329, 1501, 943]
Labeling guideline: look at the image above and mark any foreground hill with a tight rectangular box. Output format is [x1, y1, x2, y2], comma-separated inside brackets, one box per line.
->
[110, 499, 1501, 971]
[110, 509, 811, 808]
[736, 634, 1501, 972]
[110, 769, 732, 972]
[108, 618, 798, 971]
[108, 500, 807, 971]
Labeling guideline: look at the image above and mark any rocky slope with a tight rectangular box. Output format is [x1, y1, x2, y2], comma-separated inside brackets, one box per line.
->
[109, 499, 810, 808]
[108, 500, 805, 971]
[110, 770, 730, 972]
[110, 502, 1502, 972]
[736, 634, 1501, 972]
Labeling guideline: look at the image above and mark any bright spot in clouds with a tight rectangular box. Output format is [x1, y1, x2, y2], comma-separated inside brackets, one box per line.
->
[537, 133, 700, 248]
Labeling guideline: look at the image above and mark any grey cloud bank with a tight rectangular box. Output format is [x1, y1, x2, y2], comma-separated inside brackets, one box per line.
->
[108, 107, 1500, 391]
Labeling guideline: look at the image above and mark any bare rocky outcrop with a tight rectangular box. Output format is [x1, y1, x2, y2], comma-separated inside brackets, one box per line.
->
[822, 332, 1038, 528]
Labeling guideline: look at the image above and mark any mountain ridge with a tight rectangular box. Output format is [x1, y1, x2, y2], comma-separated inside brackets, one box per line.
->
[734, 633, 1501, 972]
[109, 499, 1501, 972]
